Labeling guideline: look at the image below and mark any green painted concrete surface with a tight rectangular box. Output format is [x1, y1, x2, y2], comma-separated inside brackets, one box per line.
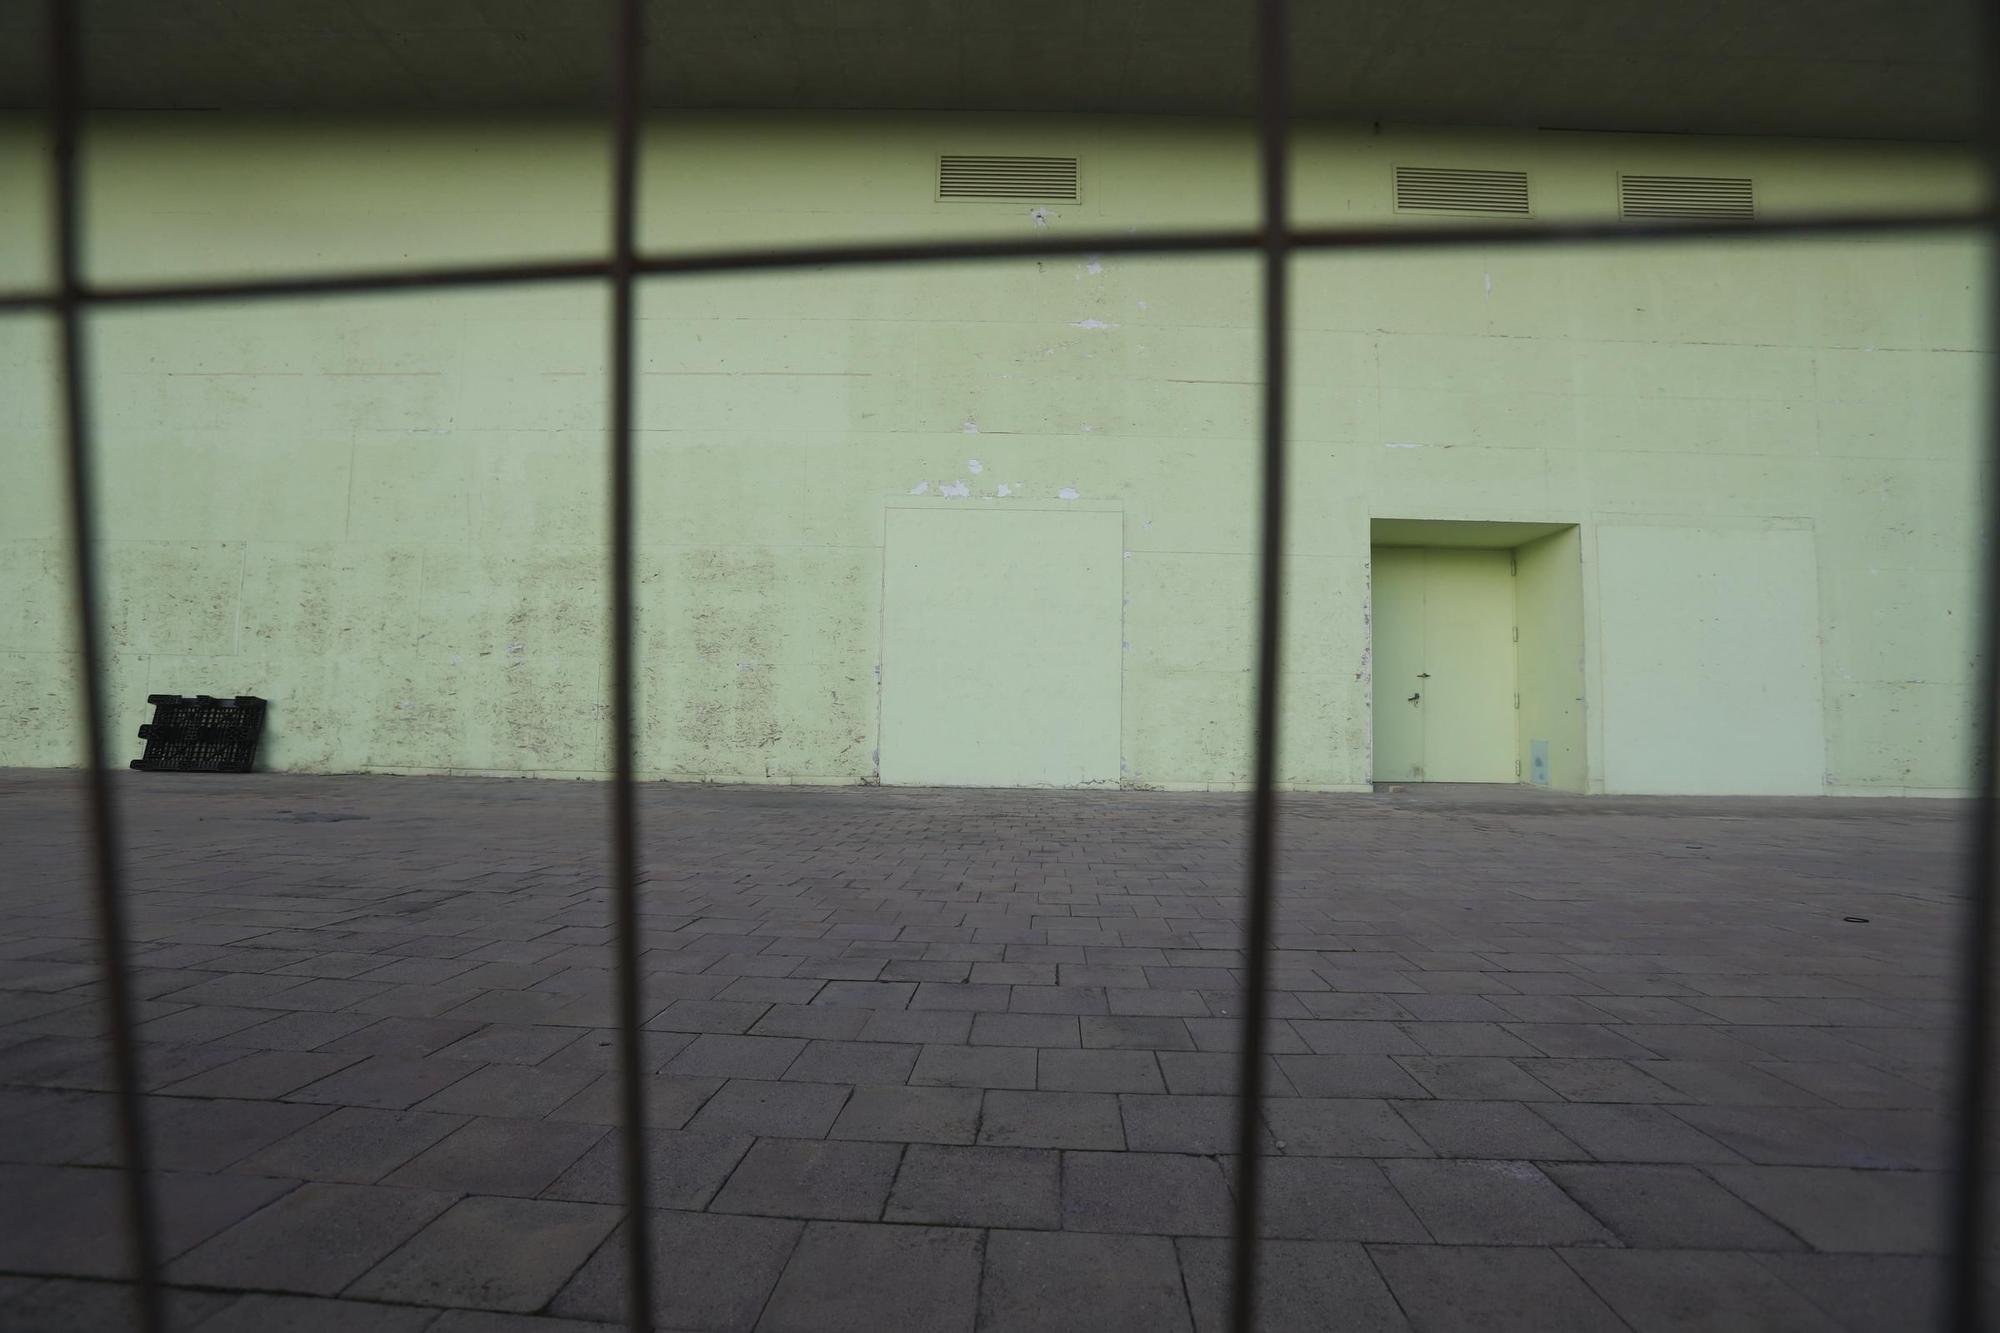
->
[0, 114, 1985, 793]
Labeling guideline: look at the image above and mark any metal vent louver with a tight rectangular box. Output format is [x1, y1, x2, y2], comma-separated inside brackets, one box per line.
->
[1619, 174, 1755, 219]
[938, 155, 1080, 202]
[1393, 166, 1531, 216]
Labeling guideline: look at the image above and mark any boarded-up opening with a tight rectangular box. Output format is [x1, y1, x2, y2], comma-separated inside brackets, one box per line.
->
[879, 505, 1121, 787]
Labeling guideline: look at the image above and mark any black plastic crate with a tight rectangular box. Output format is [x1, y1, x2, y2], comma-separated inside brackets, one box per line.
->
[131, 694, 267, 773]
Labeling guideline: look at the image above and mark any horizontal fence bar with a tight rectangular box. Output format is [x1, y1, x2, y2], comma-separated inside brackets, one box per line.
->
[0, 209, 1987, 316]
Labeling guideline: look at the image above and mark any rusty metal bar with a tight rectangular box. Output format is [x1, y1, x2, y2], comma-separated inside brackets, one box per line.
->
[2, 211, 1991, 317]
[1944, 2, 2000, 1325]
[605, 0, 656, 1329]
[1228, 0, 1291, 1327]
[45, 2, 163, 1330]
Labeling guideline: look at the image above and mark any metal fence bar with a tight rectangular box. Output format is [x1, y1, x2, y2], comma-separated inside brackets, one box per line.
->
[22, 5, 1998, 1330]
[1945, 6, 2000, 1325]
[605, 1, 656, 1330]
[1228, 0, 1291, 1326]
[3, 211, 1990, 316]
[44, 3, 163, 1331]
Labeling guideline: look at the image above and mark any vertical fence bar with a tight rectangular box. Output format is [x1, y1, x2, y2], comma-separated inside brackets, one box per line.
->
[46, 3, 164, 1331]
[1946, 4, 2000, 1324]
[606, 1, 656, 1330]
[1228, 0, 1292, 1328]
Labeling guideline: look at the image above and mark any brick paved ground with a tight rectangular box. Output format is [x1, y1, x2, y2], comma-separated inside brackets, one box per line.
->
[0, 770, 1976, 1331]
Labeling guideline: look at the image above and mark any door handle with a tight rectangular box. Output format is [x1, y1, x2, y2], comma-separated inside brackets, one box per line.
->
[1407, 693, 1421, 704]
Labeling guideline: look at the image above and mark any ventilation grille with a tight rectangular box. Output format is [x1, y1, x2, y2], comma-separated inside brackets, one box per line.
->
[1619, 174, 1755, 219]
[1393, 166, 1531, 216]
[938, 155, 1080, 202]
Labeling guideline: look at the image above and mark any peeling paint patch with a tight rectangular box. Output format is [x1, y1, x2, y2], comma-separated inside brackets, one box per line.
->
[1071, 319, 1120, 331]
[1384, 441, 1423, 450]
[1083, 260, 1103, 275]
[909, 480, 931, 495]
[941, 480, 971, 498]
[1057, 487, 1079, 501]
[1030, 208, 1050, 228]
[967, 459, 984, 474]
[1484, 271, 1493, 298]
[997, 484, 1012, 497]
[962, 418, 980, 435]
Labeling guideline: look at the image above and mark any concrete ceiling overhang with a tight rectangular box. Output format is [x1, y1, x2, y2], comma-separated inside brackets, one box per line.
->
[0, 0, 1978, 142]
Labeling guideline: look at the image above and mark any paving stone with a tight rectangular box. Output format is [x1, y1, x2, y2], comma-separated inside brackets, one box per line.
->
[1062, 1151, 1233, 1235]
[1370, 1244, 1627, 1332]
[545, 1072, 722, 1129]
[749, 1003, 871, 1039]
[1119, 1093, 1263, 1153]
[1038, 1047, 1164, 1093]
[1754, 1253, 1947, 1332]
[288, 1055, 483, 1110]
[0, 1164, 295, 1278]
[1561, 1249, 1843, 1332]
[234, 1106, 468, 1183]
[431, 1024, 582, 1066]
[646, 999, 770, 1033]
[1532, 1103, 1746, 1164]
[979, 1089, 1126, 1149]
[1260, 1097, 1431, 1157]
[0, 1278, 230, 1333]
[855, 1009, 974, 1043]
[1504, 1022, 1661, 1059]
[829, 1084, 981, 1144]
[1260, 1157, 1431, 1241]
[781, 1038, 919, 1084]
[1291, 1020, 1427, 1055]
[1393, 1099, 1590, 1160]
[1009, 985, 1110, 1015]
[172, 1181, 455, 1295]
[1528, 1058, 1687, 1103]
[1079, 1015, 1196, 1050]
[708, 1137, 902, 1220]
[411, 1062, 599, 1117]
[384, 1116, 608, 1196]
[760, 1220, 981, 1333]
[223, 1010, 381, 1051]
[158, 1050, 366, 1099]
[323, 1017, 486, 1058]
[1397, 1055, 1561, 1100]
[885, 1144, 1059, 1228]
[116, 1096, 331, 1171]
[192, 1292, 440, 1333]
[427, 1312, 619, 1333]
[984, 1230, 1193, 1333]
[971, 1012, 1081, 1047]
[1275, 1054, 1428, 1098]
[683, 1078, 851, 1136]
[911, 1043, 1037, 1089]
[349, 1196, 621, 1312]
[1707, 1165, 1946, 1253]
[1157, 1050, 1296, 1096]
[1177, 1237, 1411, 1333]
[811, 980, 916, 1010]
[1385, 1159, 1617, 1246]
[908, 981, 1012, 1011]
[542, 1127, 752, 1208]
[550, 1208, 800, 1330]
[1548, 1163, 1806, 1250]
[660, 1033, 806, 1079]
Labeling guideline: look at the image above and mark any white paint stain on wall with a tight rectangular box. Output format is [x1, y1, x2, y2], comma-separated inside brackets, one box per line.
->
[1030, 208, 1050, 228]
[1058, 487, 1079, 500]
[997, 484, 1012, 497]
[1071, 319, 1120, 331]
[941, 480, 971, 497]
[967, 459, 983, 473]
[909, 480, 931, 495]
[962, 418, 980, 435]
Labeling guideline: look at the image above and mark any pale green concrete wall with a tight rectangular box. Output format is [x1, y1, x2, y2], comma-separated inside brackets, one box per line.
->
[1515, 527, 1587, 791]
[0, 113, 1985, 793]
